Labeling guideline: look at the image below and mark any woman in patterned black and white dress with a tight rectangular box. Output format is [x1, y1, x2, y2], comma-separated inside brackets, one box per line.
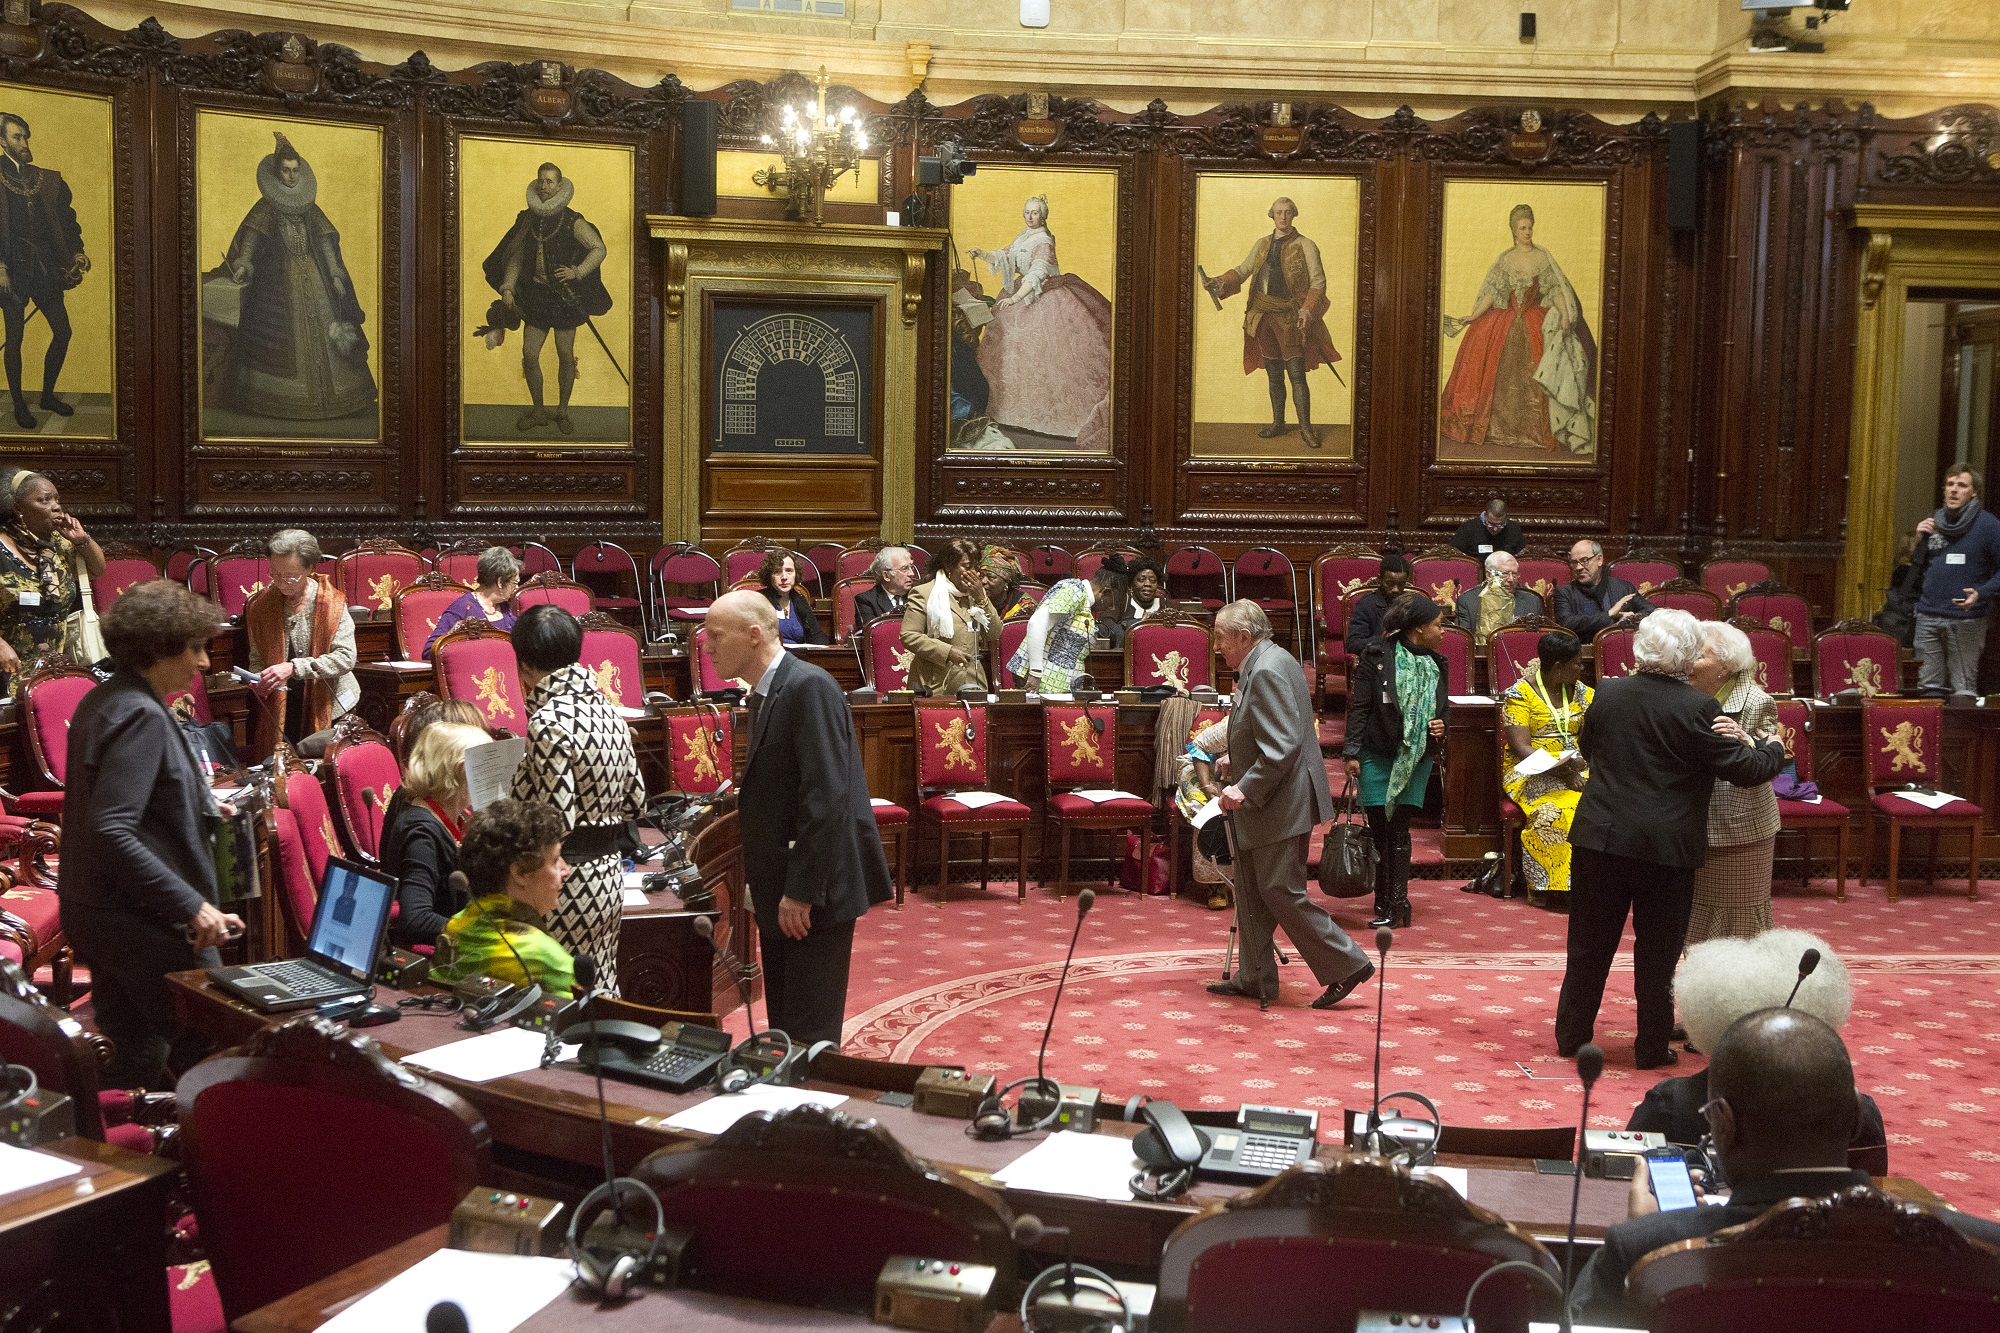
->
[510, 604, 646, 992]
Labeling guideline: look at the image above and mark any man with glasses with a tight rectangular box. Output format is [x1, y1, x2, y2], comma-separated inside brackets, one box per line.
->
[1449, 497, 1525, 561]
[1571, 1008, 2000, 1327]
[1553, 539, 1651, 642]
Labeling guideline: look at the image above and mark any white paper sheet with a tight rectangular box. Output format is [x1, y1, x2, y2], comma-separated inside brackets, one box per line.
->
[382, 660, 434, 671]
[463, 736, 527, 811]
[1508, 748, 1579, 778]
[942, 791, 1014, 810]
[992, 1131, 1145, 1202]
[1448, 694, 1495, 705]
[622, 888, 650, 907]
[1891, 788, 1966, 810]
[315, 1247, 574, 1333]
[1413, 1164, 1470, 1198]
[661, 1086, 848, 1136]
[402, 1027, 574, 1084]
[616, 706, 650, 720]
[869, 797, 896, 807]
[0, 1142, 81, 1198]
[1190, 797, 1225, 829]
[1070, 789, 1141, 804]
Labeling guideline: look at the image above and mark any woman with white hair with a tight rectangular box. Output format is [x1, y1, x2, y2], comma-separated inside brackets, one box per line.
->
[1555, 608, 1786, 1069]
[1685, 621, 1781, 943]
[1627, 929, 1888, 1174]
[244, 528, 357, 757]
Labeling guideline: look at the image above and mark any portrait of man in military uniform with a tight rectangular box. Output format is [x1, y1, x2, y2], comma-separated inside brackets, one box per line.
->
[0, 111, 89, 431]
[1203, 196, 1343, 448]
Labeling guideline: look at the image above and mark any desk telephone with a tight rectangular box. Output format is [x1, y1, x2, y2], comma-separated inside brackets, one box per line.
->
[558, 1017, 734, 1093]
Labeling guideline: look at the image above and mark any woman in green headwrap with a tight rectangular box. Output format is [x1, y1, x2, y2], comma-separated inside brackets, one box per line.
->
[979, 544, 1032, 620]
[0, 467, 104, 692]
[1341, 592, 1449, 930]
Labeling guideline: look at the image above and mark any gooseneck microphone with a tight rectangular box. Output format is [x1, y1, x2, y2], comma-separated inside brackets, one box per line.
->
[1784, 947, 1822, 1008]
[692, 915, 760, 1036]
[1560, 1043, 1605, 1333]
[574, 954, 617, 1186]
[1365, 924, 1393, 1139]
[426, 1301, 470, 1333]
[1038, 888, 1095, 1092]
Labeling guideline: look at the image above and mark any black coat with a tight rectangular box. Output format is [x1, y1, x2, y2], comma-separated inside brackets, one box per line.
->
[1343, 589, 1393, 654]
[1626, 1067, 1889, 1176]
[1573, 672, 1786, 869]
[1450, 515, 1525, 559]
[381, 803, 463, 948]
[737, 651, 891, 936]
[57, 669, 217, 927]
[1342, 639, 1451, 765]
[852, 585, 907, 629]
[761, 586, 828, 645]
[1553, 573, 1654, 642]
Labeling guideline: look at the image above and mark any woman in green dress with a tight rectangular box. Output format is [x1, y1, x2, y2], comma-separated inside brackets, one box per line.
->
[1341, 593, 1450, 929]
[0, 467, 104, 691]
[1499, 630, 1592, 906]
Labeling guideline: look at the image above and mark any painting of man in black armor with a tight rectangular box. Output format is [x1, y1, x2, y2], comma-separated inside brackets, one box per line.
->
[0, 111, 89, 432]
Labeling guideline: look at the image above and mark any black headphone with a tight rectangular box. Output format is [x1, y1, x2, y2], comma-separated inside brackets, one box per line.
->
[1080, 698, 1105, 735]
[1, 1062, 37, 1113]
[955, 687, 981, 742]
[695, 699, 726, 747]
[715, 1028, 798, 1095]
[568, 1177, 666, 1300]
[970, 1075, 1063, 1141]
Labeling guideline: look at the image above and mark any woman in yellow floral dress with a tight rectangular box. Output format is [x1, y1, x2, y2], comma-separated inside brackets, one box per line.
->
[1500, 631, 1591, 906]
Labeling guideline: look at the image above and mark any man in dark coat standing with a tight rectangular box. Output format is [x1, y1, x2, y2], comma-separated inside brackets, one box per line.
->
[703, 590, 891, 1046]
[482, 162, 612, 435]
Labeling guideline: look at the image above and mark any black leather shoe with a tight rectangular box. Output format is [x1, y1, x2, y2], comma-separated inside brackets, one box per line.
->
[1636, 1049, 1680, 1070]
[1312, 961, 1375, 1009]
[1207, 978, 1271, 1012]
[1671, 1024, 1689, 1043]
[1368, 904, 1412, 930]
[1556, 1043, 1582, 1059]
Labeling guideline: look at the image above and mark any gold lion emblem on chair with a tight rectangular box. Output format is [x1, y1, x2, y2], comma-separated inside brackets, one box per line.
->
[170, 694, 197, 722]
[1151, 649, 1192, 694]
[472, 666, 515, 721]
[1846, 658, 1883, 697]
[1768, 615, 1792, 639]
[1335, 577, 1365, 598]
[591, 660, 623, 704]
[935, 717, 976, 772]
[1879, 720, 1924, 774]
[1776, 720, 1798, 759]
[681, 728, 721, 785]
[1725, 581, 1750, 599]
[367, 573, 399, 609]
[891, 645, 914, 677]
[1060, 715, 1101, 768]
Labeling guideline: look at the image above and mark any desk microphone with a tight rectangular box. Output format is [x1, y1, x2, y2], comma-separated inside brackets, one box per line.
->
[566, 952, 667, 1299]
[1784, 947, 1822, 1008]
[692, 914, 759, 1035]
[1038, 889, 1094, 1092]
[1560, 1043, 1605, 1333]
[425, 1301, 469, 1333]
[1366, 924, 1392, 1140]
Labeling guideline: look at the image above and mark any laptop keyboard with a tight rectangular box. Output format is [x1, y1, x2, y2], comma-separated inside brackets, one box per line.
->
[259, 961, 350, 998]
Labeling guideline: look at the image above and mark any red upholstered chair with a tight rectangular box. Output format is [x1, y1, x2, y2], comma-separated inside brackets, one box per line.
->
[394, 570, 470, 661]
[322, 717, 401, 864]
[334, 538, 425, 616]
[1730, 583, 1814, 655]
[1610, 554, 1681, 593]
[802, 542, 846, 595]
[1434, 623, 1474, 696]
[653, 544, 723, 624]
[572, 541, 649, 638]
[267, 807, 320, 949]
[1628, 1187, 2000, 1333]
[90, 548, 160, 613]
[433, 622, 528, 733]
[578, 612, 648, 710]
[1594, 626, 1637, 682]
[1410, 547, 1480, 608]
[163, 670, 215, 728]
[832, 575, 873, 641]
[518, 541, 562, 578]
[1814, 620, 1900, 699]
[432, 542, 483, 586]
[630, 1103, 1014, 1311]
[211, 540, 273, 617]
[1075, 546, 1141, 581]
[914, 697, 1033, 901]
[1165, 703, 1233, 899]
[1700, 558, 1773, 603]
[836, 539, 884, 581]
[1231, 547, 1306, 655]
[1515, 553, 1571, 606]
[165, 545, 215, 585]
[1153, 1157, 1558, 1333]
[861, 614, 913, 694]
[177, 1015, 491, 1325]
[723, 536, 785, 587]
[12, 655, 96, 819]
[1313, 547, 1382, 641]
[1772, 699, 1849, 901]
[0, 825, 69, 1004]
[1734, 618, 1794, 697]
[1314, 585, 1368, 710]
[1126, 613, 1216, 695]
[908, 547, 930, 577]
[1861, 697, 1981, 902]
[690, 626, 753, 696]
[1042, 701, 1151, 897]
[993, 616, 1032, 688]
[0, 957, 174, 1153]
[872, 795, 912, 909]
[1487, 617, 1572, 696]
[514, 571, 593, 618]
[184, 553, 213, 598]
[1647, 578, 1722, 620]
[1026, 544, 1074, 583]
[662, 705, 734, 794]
[1164, 545, 1229, 610]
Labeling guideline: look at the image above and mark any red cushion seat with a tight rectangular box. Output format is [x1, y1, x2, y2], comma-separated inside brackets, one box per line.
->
[869, 801, 910, 828]
[1779, 797, 1850, 820]
[0, 886, 60, 950]
[922, 795, 1033, 822]
[1870, 793, 1982, 819]
[12, 791, 62, 817]
[1048, 793, 1153, 817]
[1500, 797, 1523, 825]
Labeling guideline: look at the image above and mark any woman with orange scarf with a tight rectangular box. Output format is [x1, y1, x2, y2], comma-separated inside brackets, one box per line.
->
[244, 528, 358, 758]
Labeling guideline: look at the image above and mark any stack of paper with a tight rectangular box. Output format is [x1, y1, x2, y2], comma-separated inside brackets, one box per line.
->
[403, 1028, 574, 1084]
[992, 1132, 1144, 1202]
[0, 1142, 81, 1199]
[662, 1086, 847, 1135]
[315, 1248, 573, 1333]
[943, 791, 1014, 810]
[1069, 789, 1142, 804]
[1894, 788, 1965, 810]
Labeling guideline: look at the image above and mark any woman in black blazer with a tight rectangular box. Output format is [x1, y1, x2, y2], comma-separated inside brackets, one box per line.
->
[1341, 593, 1451, 930]
[757, 549, 828, 646]
[57, 581, 243, 1089]
[1555, 608, 1786, 1069]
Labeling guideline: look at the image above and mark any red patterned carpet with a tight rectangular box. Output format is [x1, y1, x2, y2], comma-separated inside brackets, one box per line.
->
[814, 873, 2000, 1222]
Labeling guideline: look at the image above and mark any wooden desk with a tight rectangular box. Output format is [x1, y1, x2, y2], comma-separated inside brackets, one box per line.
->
[0, 1137, 178, 1333]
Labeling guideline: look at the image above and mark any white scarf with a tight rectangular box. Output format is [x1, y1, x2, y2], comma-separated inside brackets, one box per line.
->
[925, 577, 958, 641]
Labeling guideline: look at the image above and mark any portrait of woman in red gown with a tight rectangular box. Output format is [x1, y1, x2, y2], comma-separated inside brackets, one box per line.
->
[1438, 203, 1597, 458]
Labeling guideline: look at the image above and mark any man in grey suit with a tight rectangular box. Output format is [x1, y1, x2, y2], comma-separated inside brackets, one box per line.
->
[1208, 601, 1375, 1010]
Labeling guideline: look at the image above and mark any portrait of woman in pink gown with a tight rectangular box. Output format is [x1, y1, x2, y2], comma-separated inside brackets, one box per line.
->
[1438, 203, 1597, 458]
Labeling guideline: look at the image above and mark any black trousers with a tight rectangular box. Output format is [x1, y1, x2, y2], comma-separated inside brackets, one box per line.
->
[60, 900, 219, 1090]
[1555, 845, 1695, 1060]
[756, 920, 856, 1048]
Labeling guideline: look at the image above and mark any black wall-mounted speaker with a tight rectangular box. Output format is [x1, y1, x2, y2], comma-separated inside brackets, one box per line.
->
[679, 99, 718, 217]
[1667, 120, 1700, 233]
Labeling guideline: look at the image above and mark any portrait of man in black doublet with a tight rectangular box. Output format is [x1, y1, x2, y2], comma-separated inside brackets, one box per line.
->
[0, 111, 90, 431]
[480, 162, 612, 435]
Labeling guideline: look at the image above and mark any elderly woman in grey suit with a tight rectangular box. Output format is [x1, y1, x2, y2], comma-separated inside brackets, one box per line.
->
[1684, 620, 1781, 945]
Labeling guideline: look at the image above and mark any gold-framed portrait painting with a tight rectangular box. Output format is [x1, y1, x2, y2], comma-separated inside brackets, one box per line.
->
[1435, 178, 1606, 466]
[457, 134, 634, 446]
[1191, 172, 1360, 459]
[946, 163, 1117, 454]
[0, 81, 116, 440]
[195, 109, 383, 443]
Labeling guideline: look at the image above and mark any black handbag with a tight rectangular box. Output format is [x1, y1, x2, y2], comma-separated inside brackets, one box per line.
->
[1317, 781, 1379, 899]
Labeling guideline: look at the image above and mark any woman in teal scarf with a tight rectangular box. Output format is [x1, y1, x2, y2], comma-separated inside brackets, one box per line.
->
[1341, 593, 1450, 929]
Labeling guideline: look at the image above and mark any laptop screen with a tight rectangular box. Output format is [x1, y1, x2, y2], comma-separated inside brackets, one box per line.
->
[305, 857, 396, 982]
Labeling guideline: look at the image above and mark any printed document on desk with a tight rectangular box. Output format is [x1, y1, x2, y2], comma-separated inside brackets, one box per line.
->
[403, 1027, 576, 1084]
[992, 1131, 1144, 1203]
[0, 1142, 81, 1201]
[663, 1086, 848, 1136]
[316, 1247, 572, 1333]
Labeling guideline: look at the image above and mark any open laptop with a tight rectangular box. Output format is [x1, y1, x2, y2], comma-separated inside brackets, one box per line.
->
[208, 856, 396, 1012]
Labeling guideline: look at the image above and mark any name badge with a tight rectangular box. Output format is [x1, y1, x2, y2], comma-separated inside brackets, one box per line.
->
[1947, 553, 1967, 565]
[1477, 544, 1493, 555]
[16, 590, 38, 607]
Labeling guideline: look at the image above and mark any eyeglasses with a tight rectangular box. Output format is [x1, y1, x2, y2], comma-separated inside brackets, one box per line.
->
[1699, 1096, 1729, 1123]
[1568, 555, 1599, 567]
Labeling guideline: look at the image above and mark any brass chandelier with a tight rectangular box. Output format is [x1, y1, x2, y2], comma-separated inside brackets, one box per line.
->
[755, 66, 870, 227]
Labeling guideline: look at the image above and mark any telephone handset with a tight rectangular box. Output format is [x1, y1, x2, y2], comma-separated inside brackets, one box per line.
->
[561, 1018, 663, 1053]
[557, 1017, 733, 1093]
[1125, 1096, 1211, 1200]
